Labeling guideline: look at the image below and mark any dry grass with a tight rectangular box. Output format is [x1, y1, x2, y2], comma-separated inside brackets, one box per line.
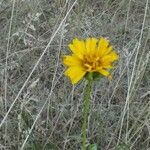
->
[0, 0, 150, 149]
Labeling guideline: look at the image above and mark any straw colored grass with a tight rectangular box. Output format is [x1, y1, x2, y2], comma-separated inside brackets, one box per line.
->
[0, 0, 150, 149]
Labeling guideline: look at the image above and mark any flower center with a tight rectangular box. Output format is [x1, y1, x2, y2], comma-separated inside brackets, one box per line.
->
[83, 54, 101, 72]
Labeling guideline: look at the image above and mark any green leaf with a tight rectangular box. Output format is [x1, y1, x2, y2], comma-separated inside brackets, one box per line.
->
[88, 143, 97, 150]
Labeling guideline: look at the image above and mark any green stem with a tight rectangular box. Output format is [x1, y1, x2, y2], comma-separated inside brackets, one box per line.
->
[82, 79, 92, 150]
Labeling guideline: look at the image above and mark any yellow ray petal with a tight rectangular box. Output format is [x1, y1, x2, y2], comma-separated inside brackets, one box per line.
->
[85, 38, 98, 54]
[98, 68, 110, 77]
[100, 60, 114, 69]
[97, 37, 109, 57]
[63, 55, 82, 67]
[105, 45, 113, 55]
[68, 38, 86, 59]
[101, 51, 119, 63]
[64, 66, 86, 84]
[102, 64, 113, 69]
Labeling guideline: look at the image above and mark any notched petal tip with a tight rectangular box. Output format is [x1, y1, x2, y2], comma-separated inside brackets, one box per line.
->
[111, 51, 119, 61]
[99, 36, 109, 43]
[68, 43, 74, 51]
[72, 37, 80, 42]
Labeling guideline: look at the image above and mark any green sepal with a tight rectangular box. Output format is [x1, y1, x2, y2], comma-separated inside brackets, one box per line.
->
[92, 72, 102, 80]
[85, 72, 101, 81]
[85, 72, 94, 81]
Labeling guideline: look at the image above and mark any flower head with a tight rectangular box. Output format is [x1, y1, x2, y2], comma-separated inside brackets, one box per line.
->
[63, 37, 119, 84]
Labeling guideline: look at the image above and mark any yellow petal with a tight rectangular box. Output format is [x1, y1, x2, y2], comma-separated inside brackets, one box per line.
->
[102, 64, 113, 69]
[98, 68, 110, 76]
[85, 38, 98, 54]
[98, 37, 109, 57]
[64, 66, 86, 84]
[105, 45, 113, 55]
[101, 51, 119, 63]
[63, 55, 82, 67]
[68, 38, 86, 59]
[100, 60, 114, 69]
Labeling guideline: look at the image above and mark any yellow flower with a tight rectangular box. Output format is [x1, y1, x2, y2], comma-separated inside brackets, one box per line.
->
[63, 37, 119, 84]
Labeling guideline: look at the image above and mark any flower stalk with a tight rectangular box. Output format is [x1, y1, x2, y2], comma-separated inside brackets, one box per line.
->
[82, 76, 93, 150]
